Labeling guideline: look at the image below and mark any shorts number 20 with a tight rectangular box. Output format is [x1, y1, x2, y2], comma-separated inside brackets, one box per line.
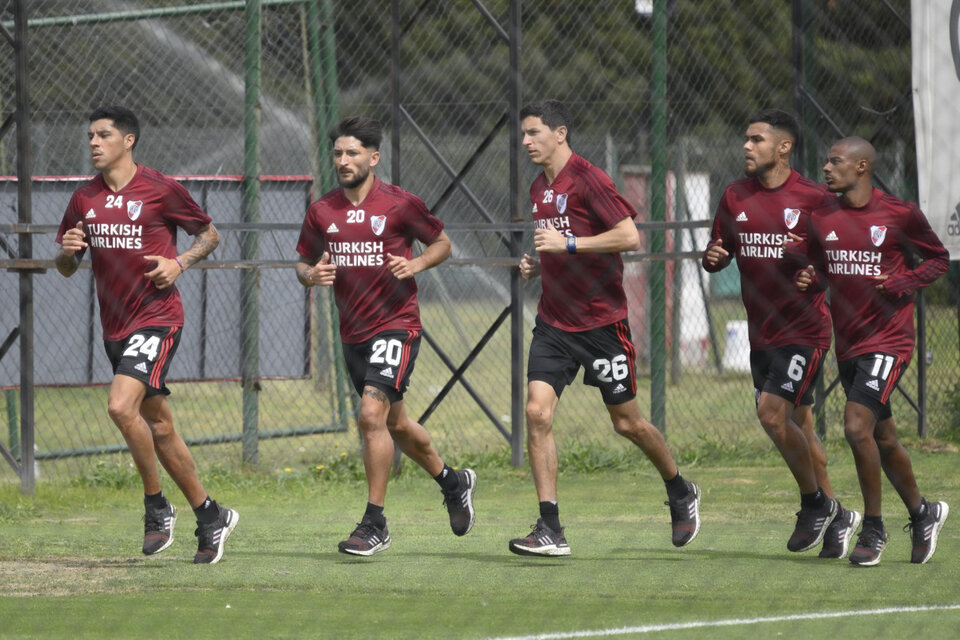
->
[370, 338, 403, 367]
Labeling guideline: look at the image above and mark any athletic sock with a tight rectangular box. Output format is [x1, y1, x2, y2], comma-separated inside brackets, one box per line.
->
[539, 501, 562, 532]
[362, 502, 386, 529]
[193, 497, 220, 524]
[862, 515, 884, 531]
[800, 488, 826, 509]
[909, 498, 929, 521]
[664, 472, 689, 501]
[434, 464, 460, 493]
[144, 491, 166, 509]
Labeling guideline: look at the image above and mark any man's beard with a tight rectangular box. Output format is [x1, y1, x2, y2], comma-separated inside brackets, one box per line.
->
[338, 167, 370, 189]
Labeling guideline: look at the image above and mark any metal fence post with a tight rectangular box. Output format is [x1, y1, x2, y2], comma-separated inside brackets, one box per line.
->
[241, 0, 262, 466]
[649, 0, 668, 432]
[509, 0, 524, 466]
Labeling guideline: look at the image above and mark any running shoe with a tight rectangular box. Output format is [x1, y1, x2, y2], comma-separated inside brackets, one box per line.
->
[142, 499, 177, 556]
[906, 500, 949, 564]
[442, 468, 477, 536]
[338, 521, 392, 557]
[849, 524, 888, 567]
[666, 481, 701, 547]
[819, 502, 862, 559]
[787, 497, 837, 552]
[193, 506, 239, 564]
[508, 518, 570, 557]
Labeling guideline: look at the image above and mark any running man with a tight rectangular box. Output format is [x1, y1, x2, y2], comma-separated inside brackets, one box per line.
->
[295, 116, 476, 556]
[797, 136, 949, 565]
[702, 109, 859, 558]
[55, 106, 238, 564]
[509, 99, 700, 557]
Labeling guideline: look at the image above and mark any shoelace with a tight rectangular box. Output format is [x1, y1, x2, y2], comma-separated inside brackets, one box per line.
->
[857, 527, 885, 548]
[441, 487, 465, 508]
[143, 506, 169, 532]
[350, 521, 382, 539]
[665, 494, 691, 520]
[194, 514, 222, 548]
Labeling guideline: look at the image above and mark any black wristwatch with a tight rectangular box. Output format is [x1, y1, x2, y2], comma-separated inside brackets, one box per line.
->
[566, 235, 577, 254]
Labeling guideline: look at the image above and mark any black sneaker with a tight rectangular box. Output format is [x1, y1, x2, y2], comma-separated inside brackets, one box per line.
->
[819, 503, 862, 559]
[508, 518, 571, 557]
[338, 521, 391, 556]
[787, 497, 838, 552]
[906, 500, 949, 564]
[849, 524, 889, 566]
[193, 506, 239, 564]
[142, 499, 177, 556]
[665, 481, 701, 547]
[442, 468, 477, 536]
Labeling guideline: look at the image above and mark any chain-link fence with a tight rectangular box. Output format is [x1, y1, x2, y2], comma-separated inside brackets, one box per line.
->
[1, 0, 956, 485]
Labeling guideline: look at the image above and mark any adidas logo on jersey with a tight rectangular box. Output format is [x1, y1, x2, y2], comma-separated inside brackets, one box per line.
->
[532, 204, 538, 213]
[866, 379, 880, 391]
[736, 211, 748, 222]
[825, 230, 839, 241]
[613, 383, 627, 394]
[85, 209, 96, 219]
[134, 362, 148, 374]
[326, 222, 340, 233]
[780, 381, 794, 392]
[379, 367, 395, 379]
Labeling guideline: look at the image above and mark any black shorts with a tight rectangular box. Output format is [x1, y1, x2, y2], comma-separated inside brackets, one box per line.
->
[342, 329, 421, 404]
[527, 316, 637, 405]
[750, 345, 826, 407]
[104, 326, 181, 398]
[837, 352, 907, 421]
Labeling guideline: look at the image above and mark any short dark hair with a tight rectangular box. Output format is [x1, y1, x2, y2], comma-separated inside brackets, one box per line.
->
[520, 99, 573, 144]
[329, 116, 382, 150]
[89, 106, 140, 149]
[748, 108, 799, 145]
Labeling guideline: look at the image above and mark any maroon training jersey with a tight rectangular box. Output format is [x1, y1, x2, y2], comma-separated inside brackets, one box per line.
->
[532, 153, 636, 332]
[55, 165, 211, 341]
[296, 177, 444, 343]
[806, 188, 948, 362]
[702, 169, 832, 350]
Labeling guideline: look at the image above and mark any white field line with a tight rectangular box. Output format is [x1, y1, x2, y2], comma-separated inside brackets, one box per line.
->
[484, 604, 960, 640]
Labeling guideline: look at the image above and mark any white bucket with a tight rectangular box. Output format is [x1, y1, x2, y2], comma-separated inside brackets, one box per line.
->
[722, 320, 751, 373]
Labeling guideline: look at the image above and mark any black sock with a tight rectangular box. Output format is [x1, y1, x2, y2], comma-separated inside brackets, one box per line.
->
[144, 491, 166, 509]
[362, 502, 386, 529]
[193, 497, 219, 524]
[433, 464, 460, 493]
[909, 499, 928, 521]
[664, 472, 689, 501]
[863, 515, 884, 530]
[800, 488, 826, 509]
[539, 501, 561, 532]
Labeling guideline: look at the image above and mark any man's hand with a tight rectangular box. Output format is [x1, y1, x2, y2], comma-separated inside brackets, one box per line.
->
[703, 238, 729, 266]
[519, 253, 541, 280]
[782, 232, 803, 245]
[796, 265, 815, 292]
[143, 255, 181, 290]
[533, 220, 567, 254]
[386, 253, 421, 280]
[60, 221, 87, 255]
[870, 273, 894, 298]
[301, 251, 336, 286]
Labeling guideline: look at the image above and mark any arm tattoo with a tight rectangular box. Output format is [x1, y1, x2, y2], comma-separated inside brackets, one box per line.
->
[180, 224, 220, 269]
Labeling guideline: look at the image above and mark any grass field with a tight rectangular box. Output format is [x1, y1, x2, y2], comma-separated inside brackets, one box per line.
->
[1, 446, 958, 639]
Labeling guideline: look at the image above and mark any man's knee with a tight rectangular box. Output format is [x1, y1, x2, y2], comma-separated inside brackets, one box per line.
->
[107, 397, 139, 429]
[525, 401, 553, 433]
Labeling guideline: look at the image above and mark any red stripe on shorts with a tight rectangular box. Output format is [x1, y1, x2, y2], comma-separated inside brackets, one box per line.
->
[614, 320, 637, 394]
[149, 327, 179, 389]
